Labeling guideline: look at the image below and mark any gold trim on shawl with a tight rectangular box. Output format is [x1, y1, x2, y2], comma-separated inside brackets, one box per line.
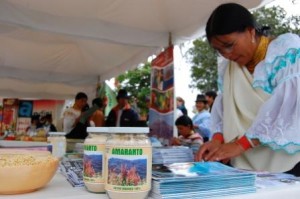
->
[246, 36, 271, 74]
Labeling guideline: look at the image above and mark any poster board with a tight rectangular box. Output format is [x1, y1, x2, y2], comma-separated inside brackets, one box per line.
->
[149, 46, 174, 145]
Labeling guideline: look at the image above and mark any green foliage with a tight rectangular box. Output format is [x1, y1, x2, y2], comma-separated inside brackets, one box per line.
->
[186, 37, 218, 92]
[253, 6, 300, 36]
[116, 62, 151, 115]
[186, 5, 300, 92]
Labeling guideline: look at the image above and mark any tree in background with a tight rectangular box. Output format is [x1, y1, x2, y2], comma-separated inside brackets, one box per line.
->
[186, 5, 300, 92]
[116, 62, 151, 117]
[186, 37, 218, 92]
[253, 6, 300, 36]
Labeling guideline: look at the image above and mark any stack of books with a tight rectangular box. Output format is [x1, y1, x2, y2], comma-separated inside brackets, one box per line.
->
[150, 162, 256, 199]
[152, 146, 194, 164]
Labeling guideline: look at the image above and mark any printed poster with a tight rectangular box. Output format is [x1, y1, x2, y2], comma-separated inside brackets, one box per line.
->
[16, 99, 64, 134]
[149, 46, 174, 146]
[2, 98, 19, 133]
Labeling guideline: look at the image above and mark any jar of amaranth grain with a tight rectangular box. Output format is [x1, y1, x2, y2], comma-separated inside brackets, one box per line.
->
[105, 127, 152, 199]
[83, 127, 109, 193]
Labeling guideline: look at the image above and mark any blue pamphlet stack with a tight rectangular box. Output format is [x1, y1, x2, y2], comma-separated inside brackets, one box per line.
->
[152, 146, 194, 164]
[150, 162, 256, 199]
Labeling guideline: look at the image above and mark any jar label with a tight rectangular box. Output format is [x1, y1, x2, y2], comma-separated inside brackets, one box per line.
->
[105, 146, 152, 192]
[83, 144, 105, 183]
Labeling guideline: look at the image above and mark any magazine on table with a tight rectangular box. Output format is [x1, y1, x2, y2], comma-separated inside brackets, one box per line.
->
[59, 158, 84, 187]
[152, 162, 255, 180]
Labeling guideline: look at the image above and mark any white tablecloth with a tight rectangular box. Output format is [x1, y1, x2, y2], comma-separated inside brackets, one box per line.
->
[0, 173, 108, 199]
[1, 172, 300, 199]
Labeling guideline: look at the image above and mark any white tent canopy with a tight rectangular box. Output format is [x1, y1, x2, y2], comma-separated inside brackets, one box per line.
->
[0, 0, 269, 99]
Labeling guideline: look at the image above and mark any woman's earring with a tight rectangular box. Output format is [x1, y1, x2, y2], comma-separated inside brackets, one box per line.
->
[252, 37, 255, 43]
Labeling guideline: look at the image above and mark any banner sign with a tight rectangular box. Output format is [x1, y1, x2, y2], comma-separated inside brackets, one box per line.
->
[149, 46, 174, 145]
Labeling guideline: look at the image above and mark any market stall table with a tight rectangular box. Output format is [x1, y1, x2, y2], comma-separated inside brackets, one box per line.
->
[0, 172, 300, 199]
[0, 172, 108, 199]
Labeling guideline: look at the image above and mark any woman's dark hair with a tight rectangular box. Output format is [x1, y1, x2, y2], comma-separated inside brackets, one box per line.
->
[205, 91, 217, 100]
[31, 114, 40, 122]
[175, 115, 193, 127]
[206, 3, 267, 41]
[92, 97, 103, 108]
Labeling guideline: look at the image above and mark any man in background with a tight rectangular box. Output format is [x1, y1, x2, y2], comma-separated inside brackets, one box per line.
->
[63, 92, 88, 135]
[105, 89, 138, 127]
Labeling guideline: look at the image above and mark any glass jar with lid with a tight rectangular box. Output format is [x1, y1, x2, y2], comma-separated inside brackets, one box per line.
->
[83, 127, 109, 193]
[105, 127, 152, 199]
[47, 132, 66, 159]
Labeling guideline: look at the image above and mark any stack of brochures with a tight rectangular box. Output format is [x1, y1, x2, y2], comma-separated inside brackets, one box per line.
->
[150, 162, 256, 199]
[152, 146, 194, 164]
[59, 158, 84, 187]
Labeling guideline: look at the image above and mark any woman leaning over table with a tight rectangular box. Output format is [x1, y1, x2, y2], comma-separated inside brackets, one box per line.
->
[195, 3, 300, 176]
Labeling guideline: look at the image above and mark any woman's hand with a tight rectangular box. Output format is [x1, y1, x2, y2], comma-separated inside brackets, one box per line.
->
[195, 140, 222, 162]
[171, 137, 181, 146]
[205, 142, 245, 162]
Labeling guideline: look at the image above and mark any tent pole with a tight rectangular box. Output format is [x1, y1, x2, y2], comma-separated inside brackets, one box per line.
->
[96, 75, 101, 97]
[168, 32, 173, 47]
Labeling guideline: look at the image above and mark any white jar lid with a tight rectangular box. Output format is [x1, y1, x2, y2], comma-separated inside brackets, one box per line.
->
[87, 127, 109, 133]
[48, 132, 66, 136]
[107, 127, 149, 134]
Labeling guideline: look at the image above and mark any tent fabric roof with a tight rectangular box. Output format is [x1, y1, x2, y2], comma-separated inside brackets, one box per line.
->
[0, 0, 269, 99]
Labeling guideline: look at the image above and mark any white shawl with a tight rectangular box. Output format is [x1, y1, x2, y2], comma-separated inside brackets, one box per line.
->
[223, 62, 300, 172]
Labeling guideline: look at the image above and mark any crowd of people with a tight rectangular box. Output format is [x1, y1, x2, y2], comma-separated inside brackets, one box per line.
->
[61, 89, 140, 139]
[58, 87, 215, 142]
[171, 92, 217, 152]
[26, 112, 57, 136]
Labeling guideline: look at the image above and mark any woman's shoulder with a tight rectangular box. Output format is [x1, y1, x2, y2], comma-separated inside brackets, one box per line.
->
[272, 33, 300, 46]
[265, 33, 300, 63]
[94, 109, 104, 115]
[253, 33, 300, 93]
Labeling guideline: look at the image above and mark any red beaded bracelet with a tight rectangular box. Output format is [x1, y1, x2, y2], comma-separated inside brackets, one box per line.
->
[236, 135, 252, 151]
[212, 133, 224, 144]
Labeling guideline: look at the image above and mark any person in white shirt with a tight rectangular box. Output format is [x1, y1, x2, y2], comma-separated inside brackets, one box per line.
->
[192, 94, 211, 142]
[63, 92, 88, 135]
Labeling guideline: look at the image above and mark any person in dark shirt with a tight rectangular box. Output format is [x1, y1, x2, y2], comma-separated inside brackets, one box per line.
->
[105, 89, 139, 127]
[42, 113, 57, 132]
